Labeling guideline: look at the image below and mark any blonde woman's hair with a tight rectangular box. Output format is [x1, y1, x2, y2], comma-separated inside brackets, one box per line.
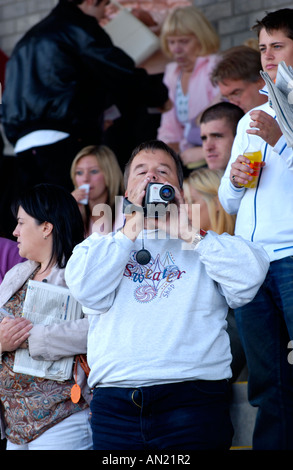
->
[160, 6, 220, 58]
[70, 145, 124, 212]
[183, 168, 235, 235]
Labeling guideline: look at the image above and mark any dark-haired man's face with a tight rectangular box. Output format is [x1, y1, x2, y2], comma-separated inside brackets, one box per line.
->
[259, 28, 293, 81]
[200, 118, 235, 171]
[125, 150, 181, 201]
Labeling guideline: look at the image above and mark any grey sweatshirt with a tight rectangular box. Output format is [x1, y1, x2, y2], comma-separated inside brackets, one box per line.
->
[65, 230, 269, 388]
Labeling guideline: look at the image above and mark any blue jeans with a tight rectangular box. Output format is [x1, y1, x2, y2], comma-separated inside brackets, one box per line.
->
[90, 380, 233, 450]
[235, 256, 293, 449]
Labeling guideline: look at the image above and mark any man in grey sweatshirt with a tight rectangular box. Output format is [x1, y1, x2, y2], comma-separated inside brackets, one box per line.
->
[65, 140, 269, 450]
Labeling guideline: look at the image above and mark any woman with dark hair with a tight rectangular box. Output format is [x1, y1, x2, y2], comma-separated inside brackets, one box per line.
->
[11, 183, 86, 271]
[0, 184, 92, 450]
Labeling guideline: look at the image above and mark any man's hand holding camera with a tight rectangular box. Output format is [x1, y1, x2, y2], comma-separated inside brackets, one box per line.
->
[121, 176, 149, 241]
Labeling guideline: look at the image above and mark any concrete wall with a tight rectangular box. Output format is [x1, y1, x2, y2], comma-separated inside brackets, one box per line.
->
[0, 0, 293, 56]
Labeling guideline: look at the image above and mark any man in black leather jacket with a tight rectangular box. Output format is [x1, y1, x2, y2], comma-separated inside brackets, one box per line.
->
[2, 0, 169, 192]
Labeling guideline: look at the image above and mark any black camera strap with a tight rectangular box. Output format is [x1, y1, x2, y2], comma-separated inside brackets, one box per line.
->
[123, 198, 151, 265]
[136, 234, 151, 265]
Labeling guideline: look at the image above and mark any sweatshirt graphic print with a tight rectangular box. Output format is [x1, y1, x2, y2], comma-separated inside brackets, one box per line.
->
[123, 249, 186, 303]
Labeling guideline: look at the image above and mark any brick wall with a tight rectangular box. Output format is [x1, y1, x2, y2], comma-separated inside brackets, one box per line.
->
[0, 0, 58, 55]
[197, 0, 293, 50]
[0, 0, 293, 56]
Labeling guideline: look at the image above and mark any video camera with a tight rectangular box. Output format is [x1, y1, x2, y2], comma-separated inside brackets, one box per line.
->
[123, 183, 175, 218]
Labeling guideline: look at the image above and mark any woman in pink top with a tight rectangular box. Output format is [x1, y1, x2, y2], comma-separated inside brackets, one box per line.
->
[158, 6, 220, 167]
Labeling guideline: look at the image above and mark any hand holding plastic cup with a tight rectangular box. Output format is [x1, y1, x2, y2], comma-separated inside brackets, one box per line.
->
[242, 150, 262, 188]
[78, 183, 90, 205]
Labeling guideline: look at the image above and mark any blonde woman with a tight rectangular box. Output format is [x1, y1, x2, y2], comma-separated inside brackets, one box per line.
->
[71, 145, 124, 237]
[183, 168, 235, 235]
[184, 168, 245, 382]
[158, 6, 220, 166]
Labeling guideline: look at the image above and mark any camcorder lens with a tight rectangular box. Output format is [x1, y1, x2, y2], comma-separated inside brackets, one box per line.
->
[159, 185, 175, 202]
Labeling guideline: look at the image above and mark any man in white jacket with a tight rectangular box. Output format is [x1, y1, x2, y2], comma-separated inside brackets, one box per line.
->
[65, 140, 269, 450]
[218, 9, 293, 450]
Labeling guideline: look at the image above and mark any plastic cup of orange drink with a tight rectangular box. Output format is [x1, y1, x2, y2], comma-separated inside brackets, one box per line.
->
[242, 150, 262, 188]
